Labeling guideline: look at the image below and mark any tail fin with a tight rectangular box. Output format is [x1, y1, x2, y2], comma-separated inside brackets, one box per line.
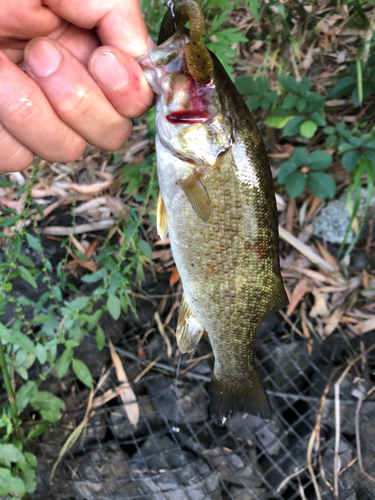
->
[209, 370, 272, 426]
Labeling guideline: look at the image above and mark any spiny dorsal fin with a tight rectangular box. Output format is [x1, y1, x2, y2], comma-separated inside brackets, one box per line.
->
[178, 178, 212, 222]
[177, 296, 204, 353]
[156, 191, 169, 242]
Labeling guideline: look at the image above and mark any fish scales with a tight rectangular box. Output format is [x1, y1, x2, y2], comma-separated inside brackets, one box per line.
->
[138, 0, 288, 425]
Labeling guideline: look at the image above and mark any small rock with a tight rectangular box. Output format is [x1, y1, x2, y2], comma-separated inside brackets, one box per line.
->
[313, 188, 375, 244]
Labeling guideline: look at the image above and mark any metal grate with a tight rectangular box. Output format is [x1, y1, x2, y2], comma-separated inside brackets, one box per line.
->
[28, 275, 375, 500]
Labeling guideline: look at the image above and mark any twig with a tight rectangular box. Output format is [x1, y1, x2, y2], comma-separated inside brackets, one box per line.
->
[277, 465, 308, 492]
[332, 345, 375, 496]
[307, 365, 342, 500]
[355, 385, 375, 484]
[278, 225, 336, 272]
[334, 383, 341, 496]
[278, 310, 305, 339]
[133, 356, 161, 384]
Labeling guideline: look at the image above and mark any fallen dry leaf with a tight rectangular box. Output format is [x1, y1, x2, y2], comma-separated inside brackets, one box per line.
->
[169, 266, 180, 286]
[64, 180, 112, 195]
[108, 339, 139, 428]
[287, 279, 309, 316]
[353, 317, 375, 335]
[310, 289, 329, 318]
[323, 306, 345, 339]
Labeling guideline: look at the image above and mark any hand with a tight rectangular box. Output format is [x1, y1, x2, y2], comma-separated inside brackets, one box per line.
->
[0, 0, 154, 172]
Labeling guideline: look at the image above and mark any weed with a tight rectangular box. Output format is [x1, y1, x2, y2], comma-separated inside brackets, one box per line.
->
[265, 76, 326, 139]
[236, 75, 278, 111]
[278, 147, 334, 199]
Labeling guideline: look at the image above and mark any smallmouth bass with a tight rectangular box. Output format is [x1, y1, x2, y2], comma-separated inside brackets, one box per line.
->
[138, 0, 288, 425]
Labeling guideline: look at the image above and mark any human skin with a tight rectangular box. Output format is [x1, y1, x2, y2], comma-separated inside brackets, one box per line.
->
[0, 0, 154, 172]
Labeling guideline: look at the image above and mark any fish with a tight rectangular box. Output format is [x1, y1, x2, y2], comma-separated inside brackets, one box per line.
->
[138, 0, 288, 425]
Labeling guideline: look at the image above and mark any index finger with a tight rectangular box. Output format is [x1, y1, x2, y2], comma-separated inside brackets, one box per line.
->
[44, 0, 150, 57]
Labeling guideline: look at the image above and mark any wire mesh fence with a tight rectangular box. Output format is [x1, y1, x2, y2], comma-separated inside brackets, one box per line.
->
[24, 271, 375, 500]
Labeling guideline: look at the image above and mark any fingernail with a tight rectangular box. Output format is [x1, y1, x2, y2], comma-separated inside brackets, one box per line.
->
[91, 51, 129, 91]
[25, 39, 62, 78]
[147, 35, 156, 49]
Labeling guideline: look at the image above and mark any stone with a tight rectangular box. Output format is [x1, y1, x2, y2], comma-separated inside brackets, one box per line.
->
[227, 413, 288, 456]
[313, 188, 375, 244]
[130, 435, 222, 499]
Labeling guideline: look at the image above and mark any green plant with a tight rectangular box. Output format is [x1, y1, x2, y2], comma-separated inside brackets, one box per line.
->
[265, 75, 326, 139]
[0, 159, 156, 497]
[235, 75, 278, 110]
[328, 56, 375, 107]
[337, 125, 375, 173]
[277, 147, 334, 199]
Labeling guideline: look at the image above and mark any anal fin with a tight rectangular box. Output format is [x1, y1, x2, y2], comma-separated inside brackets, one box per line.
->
[176, 296, 204, 353]
[178, 178, 212, 222]
[156, 191, 168, 242]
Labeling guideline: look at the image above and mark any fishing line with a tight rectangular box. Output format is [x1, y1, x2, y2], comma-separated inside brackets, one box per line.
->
[172, 350, 182, 433]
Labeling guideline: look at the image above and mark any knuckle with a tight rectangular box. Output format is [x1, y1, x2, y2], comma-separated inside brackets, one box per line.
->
[56, 87, 96, 122]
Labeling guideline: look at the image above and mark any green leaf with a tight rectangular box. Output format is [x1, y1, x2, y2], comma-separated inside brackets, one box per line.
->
[0, 322, 14, 343]
[308, 151, 332, 170]
[0, 467, 26, 497]
[18, 266, 38, 289]
[311, 112, 326, 127]
[300, 120, 317, 138]
[285, 171, 306, 198]
[57, 348, 73, 378]
[52, 285, 63, 302]
[138, 239, 153, 259]
[36, 343, 47, 364]
[20, 468, 37, 493]
[281, 95, 299, 109]
[324, 126, 335, 135]
[283, 116, 305, 136]
[17, 254, 35, 268]
[68, 296, 89, 311]
[264, 109, 294, 128]
[27, 422, 50, 440]
[30, 391, 65, 424]
[1, 214, 21, 227]
[235, 75, 254, 95]
[342, 150, 361, 172]
[25, 233, 43, 253]
[0, 177, 13, 188]
[33, 314, 56, 325]
[10, 328, 36, 355]
[16, 381, 38, 413]
[278, 75, 299, 94]
[291, 147, 309, 166]
[23, 452, 38, 470]
[328, 76, 356, 98]
[107, 293, 121, 320]
[278, 162, 297, 184]
[297, 78, 312, 95]
[0, 444, 25, 463]
[296, 98, 307, 112]
[72, 358, 92, 388]
[338, 142, 356, 154]
[81, 269, 107, 283]
[307, 172, 335, 199]
[96, 326, 105, 351]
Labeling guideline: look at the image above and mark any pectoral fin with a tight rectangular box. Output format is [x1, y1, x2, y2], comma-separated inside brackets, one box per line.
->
[176, 297, 204, 353]
[156, 191, 168, 242]
[267, 274, 289, 313]
[178, 178, 212, 222]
